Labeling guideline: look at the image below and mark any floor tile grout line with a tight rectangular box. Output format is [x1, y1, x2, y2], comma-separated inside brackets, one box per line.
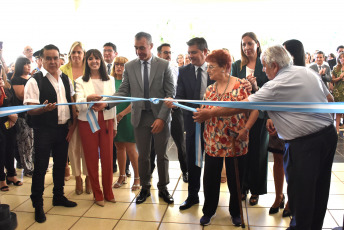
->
[68, 216, 83, 230]
[327, 209, 341, 227]
[112, 192, 139, 230]
[156, 175, 182, 229]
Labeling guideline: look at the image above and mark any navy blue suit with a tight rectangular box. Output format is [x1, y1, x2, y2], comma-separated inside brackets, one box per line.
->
[176, 64, 214, 199]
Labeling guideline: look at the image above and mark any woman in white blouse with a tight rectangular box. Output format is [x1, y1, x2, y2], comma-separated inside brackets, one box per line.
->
[75, 49, 117, 207]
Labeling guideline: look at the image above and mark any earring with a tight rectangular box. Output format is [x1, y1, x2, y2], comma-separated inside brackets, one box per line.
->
[222, 70, 225, 73]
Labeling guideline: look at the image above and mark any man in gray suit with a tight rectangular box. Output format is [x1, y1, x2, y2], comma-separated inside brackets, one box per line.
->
[308, 51, 331, 88]
[93, 32, 175, 204]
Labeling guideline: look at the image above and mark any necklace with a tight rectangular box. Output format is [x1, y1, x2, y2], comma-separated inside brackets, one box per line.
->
[215, 75, 230, 100]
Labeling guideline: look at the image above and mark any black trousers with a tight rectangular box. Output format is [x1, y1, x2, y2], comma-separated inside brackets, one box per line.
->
[170, 108, 187, 173]
[186, 123, 205, 199]
[31, 125, 69, 207]
[284, 125, 337, 230]
[203, 154, 245, 217]
[0, 127, 17, 181]
[150, 108, 187, 174]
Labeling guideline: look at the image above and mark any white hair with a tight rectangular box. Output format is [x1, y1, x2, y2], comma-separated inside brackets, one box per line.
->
[261, 45, 293, 68]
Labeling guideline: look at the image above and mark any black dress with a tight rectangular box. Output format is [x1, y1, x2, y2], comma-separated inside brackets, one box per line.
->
[231, 57, 269, 196]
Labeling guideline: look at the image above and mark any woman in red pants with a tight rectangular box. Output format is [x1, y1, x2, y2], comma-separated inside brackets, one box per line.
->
[75, 49, 117, 207]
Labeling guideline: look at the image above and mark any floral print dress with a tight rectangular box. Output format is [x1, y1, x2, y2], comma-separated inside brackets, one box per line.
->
[203, 78, 250, 158]
[332, 67, 344, 102]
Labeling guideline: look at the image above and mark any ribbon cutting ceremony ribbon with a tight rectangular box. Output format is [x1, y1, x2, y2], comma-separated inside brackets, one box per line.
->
[2, 96, 343, 168]
[172, 102, 203, 168]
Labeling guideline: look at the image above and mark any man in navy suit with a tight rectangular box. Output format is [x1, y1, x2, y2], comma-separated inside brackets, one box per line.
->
[166, 37, 214, 210]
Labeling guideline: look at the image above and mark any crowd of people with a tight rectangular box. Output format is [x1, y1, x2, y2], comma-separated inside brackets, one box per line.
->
[0, 31, 341, 230]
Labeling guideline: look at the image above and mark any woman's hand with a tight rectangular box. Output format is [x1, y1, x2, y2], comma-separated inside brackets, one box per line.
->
[243, 79, 252, 92]
[113, 130, 117, 137]
[340, 72, 344, 81]
[236, 127, 249, 141]
[193, 107, 213, 123]
[87, 94, 103, 102]
[247, 74, 258, 91]
[116, 112, 124, 123]
[266, 119, 277, 136]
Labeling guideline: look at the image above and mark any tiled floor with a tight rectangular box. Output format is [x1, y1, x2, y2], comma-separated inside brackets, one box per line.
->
[1, 137, 344, 230]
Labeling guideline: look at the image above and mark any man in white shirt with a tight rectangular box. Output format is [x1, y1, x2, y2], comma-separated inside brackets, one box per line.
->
[24, 44, 77, 224]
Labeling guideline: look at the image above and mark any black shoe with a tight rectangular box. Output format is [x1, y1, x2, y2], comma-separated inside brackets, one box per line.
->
[269, 194, 285, 214]
[158, 190, 174, 204]
[200, 214, 215, 226]
[35, 207, 46, 223]
[231, 215, 241, 226]
[126, 169, 131, 177]
[179, 197, 199, 210]
[53, 196, 77, 207]
[282, 208, 291, 217]
[136, 189, 151, 204]
[249, 195, 259, 206]
[182, 172, 188, 183]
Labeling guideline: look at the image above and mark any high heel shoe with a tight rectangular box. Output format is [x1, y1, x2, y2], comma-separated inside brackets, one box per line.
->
[95, 200, 105, 207]
[131, 177, 141, 191]
[249, 195, 259, 206]
[6, 177, 23, 186]
[106, 198, 116, 203]
[113, 175, 127, 188]
[75, 176, 83, 195]
[0, 180, 9, 191]
[282, 201, 291, 217]
[85, 176, 92, 194]
[282, 208, 291, 217]
[65, 166, 71, 181]
[269, 194, 285, 214]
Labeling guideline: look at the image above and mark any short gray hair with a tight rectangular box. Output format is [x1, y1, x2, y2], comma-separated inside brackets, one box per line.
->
[135, 32, 152, 44]
[261, 45, 293, 69]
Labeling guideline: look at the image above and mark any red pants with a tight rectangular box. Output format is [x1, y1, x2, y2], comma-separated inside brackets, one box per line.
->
[78, 111, 114, 201]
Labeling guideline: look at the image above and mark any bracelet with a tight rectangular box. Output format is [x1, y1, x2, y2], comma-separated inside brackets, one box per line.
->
[244, 127, 249, 133]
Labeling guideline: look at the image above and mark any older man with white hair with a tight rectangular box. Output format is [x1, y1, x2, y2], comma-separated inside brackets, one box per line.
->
[194, 45, 337, 230]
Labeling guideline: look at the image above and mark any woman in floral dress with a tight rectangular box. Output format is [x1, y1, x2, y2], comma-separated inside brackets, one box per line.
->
[199, 49, 258, 226]
[332, 52, 344, 133]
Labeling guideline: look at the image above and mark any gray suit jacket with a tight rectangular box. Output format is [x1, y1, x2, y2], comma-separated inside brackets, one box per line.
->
[108, 56, 175, 127]
[308, 63, 332, 87]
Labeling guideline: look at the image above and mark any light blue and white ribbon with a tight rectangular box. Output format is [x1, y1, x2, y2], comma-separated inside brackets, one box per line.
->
[2, 97, 344, 168]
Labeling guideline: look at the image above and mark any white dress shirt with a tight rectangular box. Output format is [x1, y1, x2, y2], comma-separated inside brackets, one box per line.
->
[24, 67, 75, 125]
[140, 56, 153, 82]
[195, 62, 208, 100]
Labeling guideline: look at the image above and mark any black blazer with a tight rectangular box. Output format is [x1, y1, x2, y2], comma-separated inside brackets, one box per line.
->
[176, 64, 214, 136]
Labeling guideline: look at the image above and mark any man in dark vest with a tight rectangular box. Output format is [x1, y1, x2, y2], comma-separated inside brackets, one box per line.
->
[24, 44, 77, 223]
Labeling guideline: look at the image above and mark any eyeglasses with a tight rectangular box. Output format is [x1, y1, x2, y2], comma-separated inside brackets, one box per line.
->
[114, 63, 124, 67]
[208, 65, 218, 70]
[25, 49, 33, 52]
[163, 51, 171, 55]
